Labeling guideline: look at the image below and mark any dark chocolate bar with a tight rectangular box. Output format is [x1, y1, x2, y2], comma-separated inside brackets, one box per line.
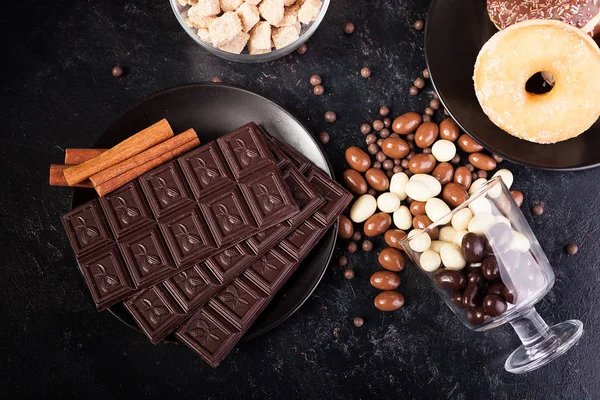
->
[176, 166, 351, 367]
[62, 123, 300, 311]
[124, 161, 326, 344]
[175, 140, 352, 367]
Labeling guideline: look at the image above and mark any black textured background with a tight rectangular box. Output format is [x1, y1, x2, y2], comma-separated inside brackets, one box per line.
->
[1, 0, 599, 399]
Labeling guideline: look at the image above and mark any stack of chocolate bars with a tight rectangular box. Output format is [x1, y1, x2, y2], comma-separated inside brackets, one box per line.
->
[61, 122, 351, 367]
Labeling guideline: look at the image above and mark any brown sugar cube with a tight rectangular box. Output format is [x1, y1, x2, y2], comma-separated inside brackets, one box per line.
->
[272, 25, 299, 49]
[189, 0, 221, 17]
[208, 11, 243, 47]
[236, 2, 260, 32]
[259, 0, 285, 25]
[298, 0, 321, 24]
[217, 31, 250, 53]
[276, 5, 299, 26]
[248, 21, 272, 53]
[197, 28, 212, 44]
[220, 0, 244, 12]
[187, 8, 217, 29]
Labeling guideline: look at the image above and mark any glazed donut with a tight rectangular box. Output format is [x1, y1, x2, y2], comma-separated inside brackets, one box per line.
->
[487, 0, 600, 34]
[473, 19, 600, 144]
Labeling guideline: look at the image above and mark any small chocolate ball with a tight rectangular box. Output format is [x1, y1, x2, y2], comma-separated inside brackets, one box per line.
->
[383, 117, 391, 128]
[372, 161, 382, 169]
[367, 143, 380, 155]
[348, 241, 358, 253]
[566, 243, 578, 255]
[422, 114, 432, 122]
[414, 20, 424, 30]
[532, 203, 544, 216]
[366, 133, 377, 145]
[423, 68, 430, 79]
[393, 166, 403, 173]
[211, 76, 222, 83]
[310, 74, 322, 86]
[353, 317, 364, 327]
[409, 86, 419, 96]
[477, 170, 488, 179]
[362, 240, 373, 252]
[352, 231, 362, 242]
[296, 44, 308, 54]
[319, 131, 330, 144]
[360, 67, 371, 78]
[376, 151, 387, 162]
[380, 106, 390, 116]
[313, 85, 325, 96]
[493, 154, 504, 163]
[450, 154, 460, 164]
[383, 159, 394, 170]
[344, 22, 355, 34]
[361, 123, 372, 135]
[325, 111, 337, 123]
[379, 128, 390, 138]
[465, 163, 475, 172]
[414, 77, 425, 89]
[344, 269, 355, 280]
[112, 66, 124, 77]
[406, 133, 415, 142]
[367, 188, 377, 196]
[422, 147, 431, 154]
[430, 98, 441, 110]
[339, 256, 348, 266]
[373, 120, 384, 131]
[424, 107, 434, 116]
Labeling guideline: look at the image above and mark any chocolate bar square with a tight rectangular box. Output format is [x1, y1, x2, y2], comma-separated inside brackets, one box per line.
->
[239, 166, 298, 228]
[245, 222, 290, 254]
[283, 166, 326, 227]
[62, 200, 113, 258]
[175, 308, 241, 368]
[163, 263, 221, 313]
[306, 168, 350, 226]
[243, 248, 295, 295]
[159, 206, 216, 267]
[79, 245, 135, 310]
[139, 161, 195, 220]
[99, 182, 154, 239]
[208, 278, 268, 331]
[205, 243, 255, 283]
[279, 218, 326, 260]
[124, 284, 185, 344]
[199, 186, 257, 247]
[118, 225, 177, 288]
[217, 123, 273, 180]
[178, 142, 236, 201]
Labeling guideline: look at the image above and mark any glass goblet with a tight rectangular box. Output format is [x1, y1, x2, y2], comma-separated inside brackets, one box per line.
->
[400, 176, 583, 374]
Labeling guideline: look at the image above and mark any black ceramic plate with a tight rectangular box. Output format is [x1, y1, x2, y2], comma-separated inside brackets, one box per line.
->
[71, 83, 337, 341]
[425, 0, 600, 170]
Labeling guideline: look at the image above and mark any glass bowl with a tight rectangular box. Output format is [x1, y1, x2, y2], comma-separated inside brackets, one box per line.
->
[169, 0, 330, 63]
[399, 177, 583, 374]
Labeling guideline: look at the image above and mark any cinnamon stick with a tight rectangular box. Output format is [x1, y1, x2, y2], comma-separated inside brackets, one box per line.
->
[89, 129, 198, 187]
[63, 119, 174, 185]
[94, 138, 200, 197]
[64, 148, 107, 164]
[49, 165, 94, 188]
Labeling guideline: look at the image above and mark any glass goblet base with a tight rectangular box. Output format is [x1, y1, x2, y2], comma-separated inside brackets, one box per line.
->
[505, 319, 583, 374]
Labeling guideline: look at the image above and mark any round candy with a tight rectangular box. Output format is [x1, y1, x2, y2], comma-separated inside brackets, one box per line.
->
[420, 250, 441, 272]
[377, 192, 401, 213]
[440, 243, 467, 270]
[451, 208, 473, 231]
[350, 194, 377, 223]
[408, 229, 431, 252]
[389, 172, 409, 200]
[431, 139, 457, 162]
[393, 205, 413, 230]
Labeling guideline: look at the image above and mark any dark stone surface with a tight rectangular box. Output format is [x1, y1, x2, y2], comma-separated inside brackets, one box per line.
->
[1, 0, 599, 398]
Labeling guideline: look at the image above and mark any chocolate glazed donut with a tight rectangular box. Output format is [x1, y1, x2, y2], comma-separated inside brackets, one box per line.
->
[487, 0, 600, 35]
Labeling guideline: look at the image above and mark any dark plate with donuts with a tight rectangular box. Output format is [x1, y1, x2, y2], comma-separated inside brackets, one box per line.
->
[425, 0, 600, 170]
